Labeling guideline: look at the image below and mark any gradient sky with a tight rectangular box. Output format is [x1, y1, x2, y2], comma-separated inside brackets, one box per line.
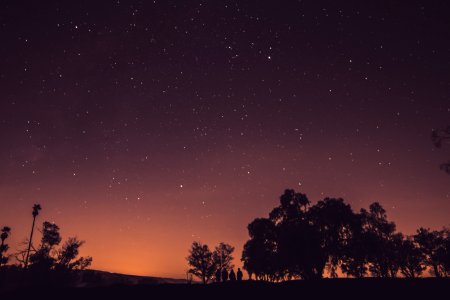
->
[1, 1, 449, 278]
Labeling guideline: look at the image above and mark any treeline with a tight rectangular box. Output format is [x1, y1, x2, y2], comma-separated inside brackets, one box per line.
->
[0, 204, 92, 286]
[240, 189, 449, 281]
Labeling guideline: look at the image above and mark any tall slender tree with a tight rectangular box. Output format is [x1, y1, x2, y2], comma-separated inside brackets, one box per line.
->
[24, 204, 41, 268]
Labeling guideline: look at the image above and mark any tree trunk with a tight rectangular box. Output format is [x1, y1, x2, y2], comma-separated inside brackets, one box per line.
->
[433, 264, 441, 278]
[24, 216, 36, 268]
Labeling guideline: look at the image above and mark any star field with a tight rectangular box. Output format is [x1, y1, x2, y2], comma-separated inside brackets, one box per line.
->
[1, 1, 449, 277]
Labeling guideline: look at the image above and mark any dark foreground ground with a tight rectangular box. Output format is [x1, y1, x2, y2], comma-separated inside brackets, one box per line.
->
[2, 278, 449, 300]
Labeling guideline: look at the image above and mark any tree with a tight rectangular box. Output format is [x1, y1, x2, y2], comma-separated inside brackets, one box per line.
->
[432, 126, 450, 174]
[360, 202, 399, 278]
[243, 190, 328, 281]
[25, 204, 41, 268]
[241, 218, 278, 281]
[29, 221, 62, 271]
[186, 242, 215, 284]
[398, 236, 426, 278]
[0, 226, 11, 267]
[341, 214, 368, 278]
[56, 237, 92, 270]
[241, 188, 442, 280]
[439, 228, 450, 277]
[276, 217, 325, 280]
[28, 222, 92, 273]
[212, 242, 234, 272]
[41, 222, 62, 248]
[269, 189, 309, 224]
[270, 190, 325, 280]
[308, 198, 357, 277]
[414, 227, 449, 277]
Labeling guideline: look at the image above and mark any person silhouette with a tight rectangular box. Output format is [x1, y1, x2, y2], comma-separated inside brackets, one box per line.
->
[229, 269, 236, 281]
[221, 268, 229, 282]
[215, 268, 221, 283]
[237, 268, 243, 281]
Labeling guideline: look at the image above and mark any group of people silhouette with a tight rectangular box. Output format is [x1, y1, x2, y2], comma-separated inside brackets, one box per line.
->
[215, 268, 243, 282]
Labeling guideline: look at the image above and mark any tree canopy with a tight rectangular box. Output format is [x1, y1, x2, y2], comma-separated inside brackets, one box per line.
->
[241, 189, 450, 281]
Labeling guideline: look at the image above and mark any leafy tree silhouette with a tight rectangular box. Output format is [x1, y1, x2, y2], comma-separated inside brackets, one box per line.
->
[442, 228, 450, 276]
[241, 189, 446, 280]
[24, 204, 41, 269]
[28, 222, 92, 272]
[432, 126, 450, 173]
[341, 213, 368, 278]
[398, 236, 426, 278]
[308, 198, 356, 277]
[414, 227, 449, 277]
[360, 202, 400, 278]
[29, 221, 62, 271]
[241, 218, 278, 281]
[277, 216, 325, 279]
[212, 242, 235, 273]
[56, 237, 92, 270]
[272, 190, 325, 280]
[269, 189, 309, 224]
[0, 226, 11, 267]
[186, 241, 215, 284]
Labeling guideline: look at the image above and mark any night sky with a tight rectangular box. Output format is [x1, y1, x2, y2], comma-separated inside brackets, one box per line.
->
[1, 1, 449, 278]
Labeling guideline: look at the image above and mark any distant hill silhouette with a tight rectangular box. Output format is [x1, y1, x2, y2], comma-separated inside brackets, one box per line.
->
[0, 268, 186, 291]
[79, 269, 188, 286]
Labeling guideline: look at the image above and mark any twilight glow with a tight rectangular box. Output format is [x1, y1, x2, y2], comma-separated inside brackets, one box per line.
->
[1, 1, 449, 278]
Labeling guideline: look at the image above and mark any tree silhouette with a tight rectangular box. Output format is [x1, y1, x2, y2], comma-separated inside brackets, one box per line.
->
[241, 189, 447, 280]
[186, 241, 215, 284]
[360, 202, 399, 278]
[308, 198, 356, 277]
[414, 227, 449, 277]
[341, 213, 368, 278]
[432, 126, 450, 174]
[29, 221, 62, 271]
[276, 216, 325, 279]
[241, 218, 278, 280]
[27, 221, 92, 274]
[56, 237, 92, 270]
[212, 242, 235, 273]
[269, 189, 309, 224]
[398, 236, 426, 278]
[0, 226, 11, 267]
[24, 204, 41, 268]
[441, 228, 450, 276]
